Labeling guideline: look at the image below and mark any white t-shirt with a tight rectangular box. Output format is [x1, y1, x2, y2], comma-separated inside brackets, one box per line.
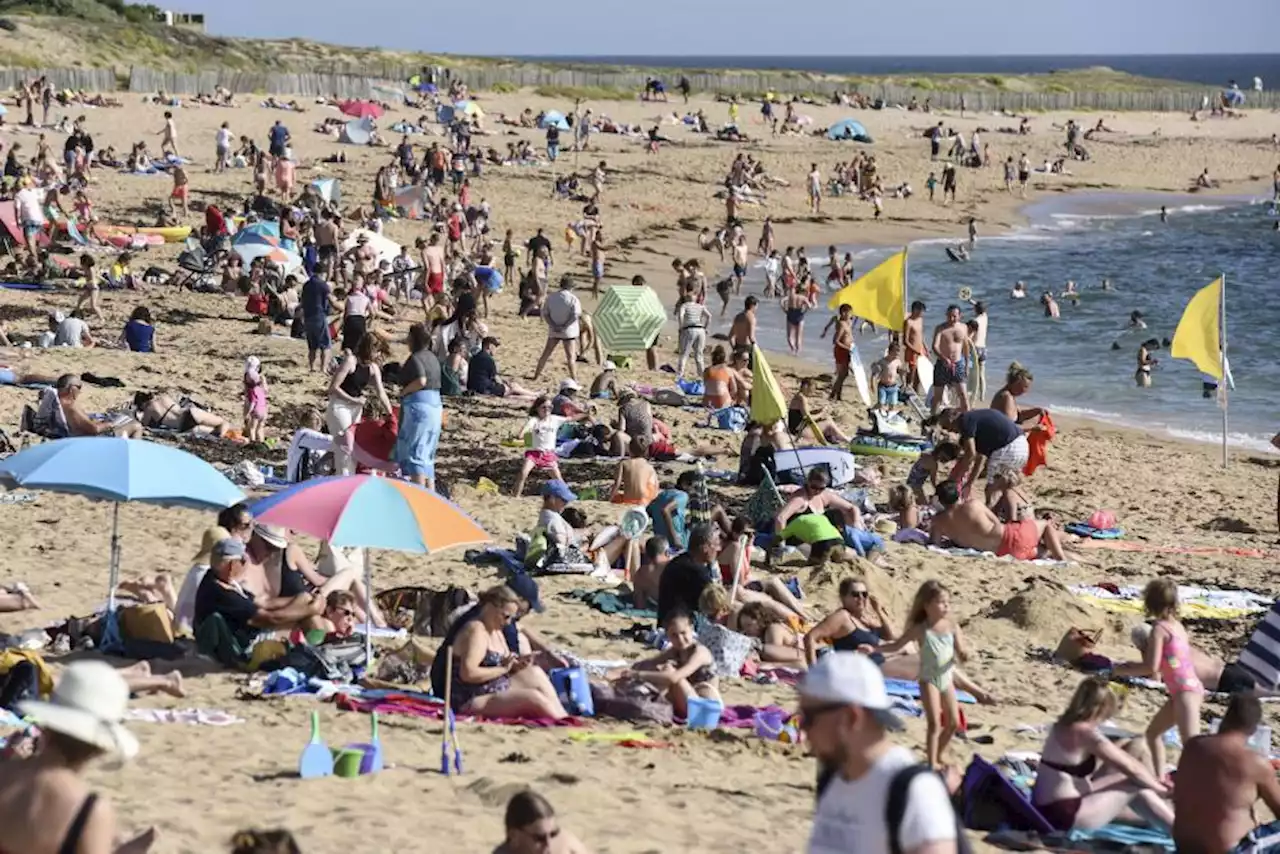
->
[216, 128, 233, 150]
[542, 290, 581, 340]
[15, 187, 43, 224]
[54, 317, 89, 347]
[537, 507, 577, 547]
[807, 746, 957, 854]
[523, 415, 565, 452]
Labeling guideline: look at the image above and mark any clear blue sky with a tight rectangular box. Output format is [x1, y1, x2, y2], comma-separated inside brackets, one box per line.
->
[163, 0, 1276, 56]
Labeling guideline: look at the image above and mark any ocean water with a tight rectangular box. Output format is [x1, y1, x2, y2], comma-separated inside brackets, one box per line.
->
[522, 55, 1279, 88]
[731, 193, 1280, 452]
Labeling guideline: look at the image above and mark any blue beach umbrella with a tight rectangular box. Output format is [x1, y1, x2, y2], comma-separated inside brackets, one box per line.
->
[539, 110, 570, 131]
[0, 438, 243, 648]
[238, 221, 280, 240]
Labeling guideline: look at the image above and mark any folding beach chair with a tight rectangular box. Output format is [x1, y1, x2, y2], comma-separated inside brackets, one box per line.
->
[1238, 601, 1280, 690]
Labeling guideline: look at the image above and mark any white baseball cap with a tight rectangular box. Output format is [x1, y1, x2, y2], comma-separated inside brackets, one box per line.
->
[797, 652, 902, 731]
[602, 360, 617, 372]
[559, 378, 581, 393]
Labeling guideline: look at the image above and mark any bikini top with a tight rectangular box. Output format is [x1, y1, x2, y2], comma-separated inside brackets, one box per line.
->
[1040, 754, 1098, 778]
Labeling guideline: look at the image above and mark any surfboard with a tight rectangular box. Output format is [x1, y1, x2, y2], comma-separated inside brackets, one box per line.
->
[774, 446, 858, 487]
[851, 348, 872, 407]
[915, 355, 934, 398]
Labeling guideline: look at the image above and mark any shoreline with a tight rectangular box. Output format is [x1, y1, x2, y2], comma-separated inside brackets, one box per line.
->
[682, 183, 1277, 456]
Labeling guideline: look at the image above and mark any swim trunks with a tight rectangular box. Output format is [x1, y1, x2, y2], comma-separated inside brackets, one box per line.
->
[934, 358, 968, 386]
[833, 346, 851, 369]
[733, 263, 746, 277]
[997, 518, 1040, 561]
[427, 270, 444, 294]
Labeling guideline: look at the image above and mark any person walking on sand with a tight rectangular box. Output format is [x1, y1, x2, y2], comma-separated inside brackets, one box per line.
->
[214, 121, 232, 173]
[941, 163, 957, 205]
[807, 163, 822, 214]
[168, 162, 190, 219]
[801, 652, 961, 854]
[783, 285, 813, 355]
[675, 284, 711, 379]
[533, 275, 582, 383]
[589, 228, 608, 297]
[821, 304, 854, 401]
[757, 215, 774, 259]
[1017, 153, 1031, 197]
[930, 305, 970, 415]
[157, 111, 179, 158]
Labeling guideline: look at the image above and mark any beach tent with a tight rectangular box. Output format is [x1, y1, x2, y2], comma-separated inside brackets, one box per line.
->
[311, 178, 341, 206]
[393, 184, 429, 219]
[339, 118, 374, 146]
[435, 104, 456, 124]
[342, 228, 402, 266]
[371, 84, 406, 104]
[539, 110, 571, 131]
[827, 119, 872, 143]
[594, 285, 666, 352]
[454, 100, 484, 119]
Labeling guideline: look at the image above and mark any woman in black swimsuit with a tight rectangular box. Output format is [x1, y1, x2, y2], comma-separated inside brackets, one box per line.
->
[248, 525, 387, 627]
[804, 577, 899, 666]
[0, 661, 156, 854]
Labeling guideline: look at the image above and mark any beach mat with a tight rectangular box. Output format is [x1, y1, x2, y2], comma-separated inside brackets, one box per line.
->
[335, 690, 584, 728]
[1071, 583, 1271, 620]
[568, 588, 656, 621]
[1064, 522, 1125, 539]
[926, 545, 1070, 566]
[885, 677, 977, 705]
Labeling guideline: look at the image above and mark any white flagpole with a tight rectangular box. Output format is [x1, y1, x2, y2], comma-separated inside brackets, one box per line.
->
[1220, 273, 1228, 468]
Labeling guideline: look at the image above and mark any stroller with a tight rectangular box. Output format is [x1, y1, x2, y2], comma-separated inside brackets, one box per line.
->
[167, 239, 222, 291]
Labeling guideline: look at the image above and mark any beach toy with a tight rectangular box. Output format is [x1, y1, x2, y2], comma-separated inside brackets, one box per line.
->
[958, 286, 972, 301]
[304, 628, 326, 645]
[475, 476, 499, 495]
[549, 667, 595, 717]
[441, 656, 464, 776]
[342, 712, 385, 775]
[753, 709, 801, 743]
[331, 747, 364, 778]
[686, 697, 724, 731]
[619, 509, 649, 540]
[298, 711, 334, 778]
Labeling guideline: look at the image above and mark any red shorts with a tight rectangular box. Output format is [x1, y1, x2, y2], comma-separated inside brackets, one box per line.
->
[427, 271, 444, 294]
[524, 450, 558, 469]
[171, 185, 189, 200]
[834, 347, 851, 369]
[997, 518, 1040, 561]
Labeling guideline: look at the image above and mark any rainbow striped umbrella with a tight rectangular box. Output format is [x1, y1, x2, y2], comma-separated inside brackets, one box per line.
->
[249, 475, 488, 552]
[248, 476, 490, 659]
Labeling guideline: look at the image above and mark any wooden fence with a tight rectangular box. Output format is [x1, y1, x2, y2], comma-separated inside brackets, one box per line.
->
[6, 65, 1280, 113]
[0, 67, 118, 92]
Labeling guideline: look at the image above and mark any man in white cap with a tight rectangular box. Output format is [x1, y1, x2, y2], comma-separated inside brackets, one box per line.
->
[589, 359, 619, 398]
[552, 377, 587, 417]
[800, 652, 961, 854]
[0, 660, 157, 852]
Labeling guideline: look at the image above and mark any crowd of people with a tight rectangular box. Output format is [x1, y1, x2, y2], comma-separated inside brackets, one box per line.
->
[0, 69, 1275, 854]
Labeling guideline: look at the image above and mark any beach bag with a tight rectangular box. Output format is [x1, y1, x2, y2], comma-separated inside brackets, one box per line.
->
[712, 406, 748, 432]
[1054, 627, 1102, 664]
[277, 640, 367, 683]
[120, 604, 175, 644]
[697, 619, 755, 678]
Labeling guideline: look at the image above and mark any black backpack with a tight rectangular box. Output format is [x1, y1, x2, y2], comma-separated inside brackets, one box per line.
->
[817, 762, 973, 854]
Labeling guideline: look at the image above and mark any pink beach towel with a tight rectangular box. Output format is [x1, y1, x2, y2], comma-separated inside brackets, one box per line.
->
[335, 692, 584, 727]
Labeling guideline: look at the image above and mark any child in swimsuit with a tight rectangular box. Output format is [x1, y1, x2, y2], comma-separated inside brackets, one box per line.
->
[1113, 579, 1204, 777]
[879, 580, 973, 768]
[624, 611, 720, 719]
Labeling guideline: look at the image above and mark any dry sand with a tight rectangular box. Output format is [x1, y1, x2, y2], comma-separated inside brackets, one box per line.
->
[0, 89, 1278, 853]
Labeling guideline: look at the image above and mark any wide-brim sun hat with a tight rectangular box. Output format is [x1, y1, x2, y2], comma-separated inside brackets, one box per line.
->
[18, 661, 139, 760]
[192, 525, 232, 563]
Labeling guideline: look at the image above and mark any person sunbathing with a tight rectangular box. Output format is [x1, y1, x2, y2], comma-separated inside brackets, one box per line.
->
[134, 391, 229, 436]
[57, 374, 144, 439]
[716, 518, 808, 618]
[736, 601, 807, 665]
[248, 525, 386, 627]
[1031, 676, 1173, 834]
[616, 610, 720, 718]
[0, 582, 40, 612]
[930, 479, 1068, 561]
[1129, 623, 1268, 696]
[447, 584, 568, 720]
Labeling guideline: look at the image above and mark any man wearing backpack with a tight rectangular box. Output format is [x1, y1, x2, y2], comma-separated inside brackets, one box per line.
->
[801, 652, 966, 854]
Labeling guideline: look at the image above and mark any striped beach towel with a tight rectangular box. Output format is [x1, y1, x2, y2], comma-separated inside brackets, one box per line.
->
[1239, 600, 1280, 690]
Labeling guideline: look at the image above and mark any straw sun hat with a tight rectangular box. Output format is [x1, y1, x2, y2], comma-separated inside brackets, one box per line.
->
[192, 525, 231, 564]
[18, 661, 138, 760]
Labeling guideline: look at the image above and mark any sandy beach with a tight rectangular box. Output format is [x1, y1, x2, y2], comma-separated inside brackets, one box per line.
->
[0, 86, 1278, 853]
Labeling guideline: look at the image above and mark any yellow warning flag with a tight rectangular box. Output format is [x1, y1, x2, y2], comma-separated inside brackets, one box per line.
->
[1170, 277, 1223, 380]
[827, 249, 907, 330]
[749, 345, 787, 428]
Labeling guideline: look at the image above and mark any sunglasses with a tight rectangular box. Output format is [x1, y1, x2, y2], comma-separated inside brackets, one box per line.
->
[333, 608, 356, 619]
[799, 702, 848, 729]
[846, 590, 869, 599]
[502, 612, 518, 624]
[519, 826, 561, 845]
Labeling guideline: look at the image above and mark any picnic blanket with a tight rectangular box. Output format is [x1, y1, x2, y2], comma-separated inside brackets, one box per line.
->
[568, 588, 656, 621]
[334, 689, 584, 727]
[1071, 583, 1270, 619]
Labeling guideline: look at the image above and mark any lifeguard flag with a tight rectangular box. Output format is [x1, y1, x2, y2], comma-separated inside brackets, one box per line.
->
[1170, 277, 1223, 380]
[827, 249, 906, 330]
[749, 345, 786, 428]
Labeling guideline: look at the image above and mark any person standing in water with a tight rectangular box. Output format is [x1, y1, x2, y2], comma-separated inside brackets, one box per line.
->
[822, 304, 855, 402]
[902, 300, 927, 392]
[782, 284, 814, 355]
[930, 305, 970, 415]
[966, 300, 989, 402]
[1135, 341, 1156, 387]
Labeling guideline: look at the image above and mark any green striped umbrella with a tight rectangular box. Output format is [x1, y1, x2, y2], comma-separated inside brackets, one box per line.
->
[594, 285, 667, 352]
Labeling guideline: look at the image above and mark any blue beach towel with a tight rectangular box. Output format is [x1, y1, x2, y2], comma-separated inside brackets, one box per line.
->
[884, 677, 977, 705]
[1064, 522, 1125, 539]
[1068, 824, 1173, 850]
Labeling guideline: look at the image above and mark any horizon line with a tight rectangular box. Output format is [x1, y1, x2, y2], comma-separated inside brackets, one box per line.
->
[500, 51, 1274, 59]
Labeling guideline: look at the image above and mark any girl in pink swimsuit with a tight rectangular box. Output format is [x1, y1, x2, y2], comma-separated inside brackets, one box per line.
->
[1114, 579, 1204, 777]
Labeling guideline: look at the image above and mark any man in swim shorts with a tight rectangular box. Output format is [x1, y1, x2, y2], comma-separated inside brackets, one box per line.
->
[931, 480, 1067, 561]
[930, 304, 970, 415]
[821, 304, 853, 401]
[902, 299, 926, 391]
